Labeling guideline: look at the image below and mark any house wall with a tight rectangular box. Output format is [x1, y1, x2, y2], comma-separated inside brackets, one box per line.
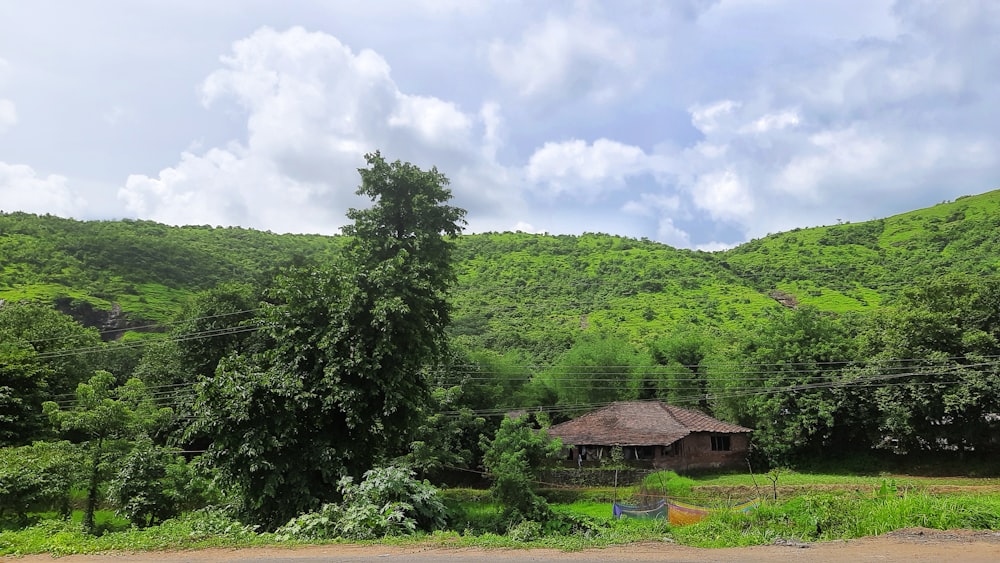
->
[654, 432, 749, 471]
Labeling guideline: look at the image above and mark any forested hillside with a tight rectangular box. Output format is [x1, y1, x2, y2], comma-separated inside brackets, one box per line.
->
[0, 214, 343, 322]
[2, 189, 1000, 469]
[3, 189, 999, 357]
[722, 191, 1000, 311]
[3, 182, 1000, 541]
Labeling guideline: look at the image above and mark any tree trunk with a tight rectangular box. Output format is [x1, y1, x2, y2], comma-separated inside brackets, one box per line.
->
[83, 439, 102, 534]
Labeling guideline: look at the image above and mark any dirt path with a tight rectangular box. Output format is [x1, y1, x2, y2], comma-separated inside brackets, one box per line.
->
[8, 529, 1000, 563]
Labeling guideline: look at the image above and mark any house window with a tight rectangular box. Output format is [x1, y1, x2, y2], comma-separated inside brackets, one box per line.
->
[711, 435, 731, 451]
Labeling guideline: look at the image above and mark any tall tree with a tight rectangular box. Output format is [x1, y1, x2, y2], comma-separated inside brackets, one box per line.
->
[0, 344, 53, 445]
[541, 331, 642, 408]
[192, 153, 466, 528]
[480, 415, 562, 523]
[648, 329, 714, 410]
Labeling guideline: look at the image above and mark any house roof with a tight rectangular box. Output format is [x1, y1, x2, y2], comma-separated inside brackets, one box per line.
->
[547, 401, 752, 447]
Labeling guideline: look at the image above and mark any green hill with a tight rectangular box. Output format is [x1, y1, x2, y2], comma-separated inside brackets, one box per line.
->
[721, 189, 1000, 312]
[2, 189, 999, 359]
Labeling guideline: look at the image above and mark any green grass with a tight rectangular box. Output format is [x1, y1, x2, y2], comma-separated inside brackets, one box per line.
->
[6, 472, 1000, 556]
[0, 509, 271, 557]
[670, 492, 1000, 548]
[690, 470, 1000, 489]
[552, 501, 613, 519]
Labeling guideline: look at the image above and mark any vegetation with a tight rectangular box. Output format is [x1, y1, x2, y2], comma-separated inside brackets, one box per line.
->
[480, 415, 563, 523]
[186, 152, 466, 529]
[3, 471, 1000, 555]
[42, 372, 171, 533]
[2, 162, 1000, 553]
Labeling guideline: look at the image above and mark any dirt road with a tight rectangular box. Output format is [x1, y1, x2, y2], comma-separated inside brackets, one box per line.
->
[8, 528, 1000, 563]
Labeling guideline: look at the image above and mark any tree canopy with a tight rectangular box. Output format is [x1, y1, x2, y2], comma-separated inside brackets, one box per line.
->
[191, 153, 466, 528]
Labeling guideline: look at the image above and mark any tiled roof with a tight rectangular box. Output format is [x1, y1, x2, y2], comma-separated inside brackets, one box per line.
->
[547, 401, 752, 446]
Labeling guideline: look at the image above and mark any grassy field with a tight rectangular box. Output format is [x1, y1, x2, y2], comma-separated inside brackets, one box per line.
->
[4, 471, 1000, 556]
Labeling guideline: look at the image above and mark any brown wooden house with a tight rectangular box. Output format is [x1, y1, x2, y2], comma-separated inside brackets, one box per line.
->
[547, 401, 752, 471]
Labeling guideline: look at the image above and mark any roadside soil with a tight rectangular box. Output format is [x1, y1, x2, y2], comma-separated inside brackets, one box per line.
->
[9, 528, 1000, 563]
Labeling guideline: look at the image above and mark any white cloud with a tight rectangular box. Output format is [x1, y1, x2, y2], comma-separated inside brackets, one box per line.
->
[0, 162, 83, 216]
[695, 241, 735, 252]
[0, 57, 14, 133]
[479, 101, 503, 160]
[655, 217, 691, 249]
[689, 100, 740, 135]
[120, 26, 518, 235]
[740, 110, 800, 134]
[511, 221, 543, 234]
[2, 2, 998, 251]
[389, 95, 472, 147]
[488, 14, 638, 102]
[622, 193, 681, 217]
[773, 127, 889, 201]
[0, 99, 15, 133]
[525, 138, 651, 200]
[690, 170, 753, 222]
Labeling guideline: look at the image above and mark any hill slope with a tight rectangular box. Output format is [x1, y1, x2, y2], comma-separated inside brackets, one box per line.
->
[2, 189, 999, 358]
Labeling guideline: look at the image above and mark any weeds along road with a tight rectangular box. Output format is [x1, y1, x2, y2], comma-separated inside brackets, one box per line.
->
[11, 529, 1000, 563]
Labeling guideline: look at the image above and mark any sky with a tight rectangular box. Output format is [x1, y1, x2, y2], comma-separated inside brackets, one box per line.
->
[0, 1, 998, 250]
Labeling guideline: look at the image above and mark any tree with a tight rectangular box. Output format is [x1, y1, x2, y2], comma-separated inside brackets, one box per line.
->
[723, 307, 862, 465]
[0, 441, 82, 524]
[43, 372, 171, 533]
[0, 344, 53, 445]
[334, 152, 467, 457]
[480, 416, 562, 523]
[648, 329, 714, 410]
[403, 384, 489, 479]
[192, 153, 466, 528]
[171, 283, 264, 383]
[859, 274, 1000, 454]
[107, 439, 216, 528]
[0, 303, 104, 444]
[541, 331, 642, 407]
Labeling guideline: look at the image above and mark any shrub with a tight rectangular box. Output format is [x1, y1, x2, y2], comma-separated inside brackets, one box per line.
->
[275, 465, 447, 541]
[480, 416, 563, 523]
[0, 441, 82, 524]
[107, 442, 218, 527]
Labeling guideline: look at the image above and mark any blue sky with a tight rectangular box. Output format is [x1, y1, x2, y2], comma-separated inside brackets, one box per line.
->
[1, 0, 997, 250]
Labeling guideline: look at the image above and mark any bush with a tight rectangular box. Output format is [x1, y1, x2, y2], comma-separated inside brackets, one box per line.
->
[276, 465, 447, 541]
[0, 441, 82, 524]
[107, 442, 218, 527]
[480, 416, 563, 523]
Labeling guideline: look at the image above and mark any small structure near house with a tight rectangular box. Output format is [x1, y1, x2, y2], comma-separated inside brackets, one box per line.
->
[547, 401, 752, 471]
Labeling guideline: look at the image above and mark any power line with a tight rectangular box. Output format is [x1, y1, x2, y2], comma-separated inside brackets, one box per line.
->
[21, 308, 264, 346]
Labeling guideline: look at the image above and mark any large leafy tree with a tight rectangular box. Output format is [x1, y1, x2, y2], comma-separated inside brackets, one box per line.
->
[0, 303, 103, 445]
[193, 153, 466, 528]
[0, 344, 53, 445]
[0, 441, 82, 524]
[722, 307, 863, 464]
[646, 329, 714, 409]
[540, 331, 643, 408]
[859, 274, 1000, 454]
